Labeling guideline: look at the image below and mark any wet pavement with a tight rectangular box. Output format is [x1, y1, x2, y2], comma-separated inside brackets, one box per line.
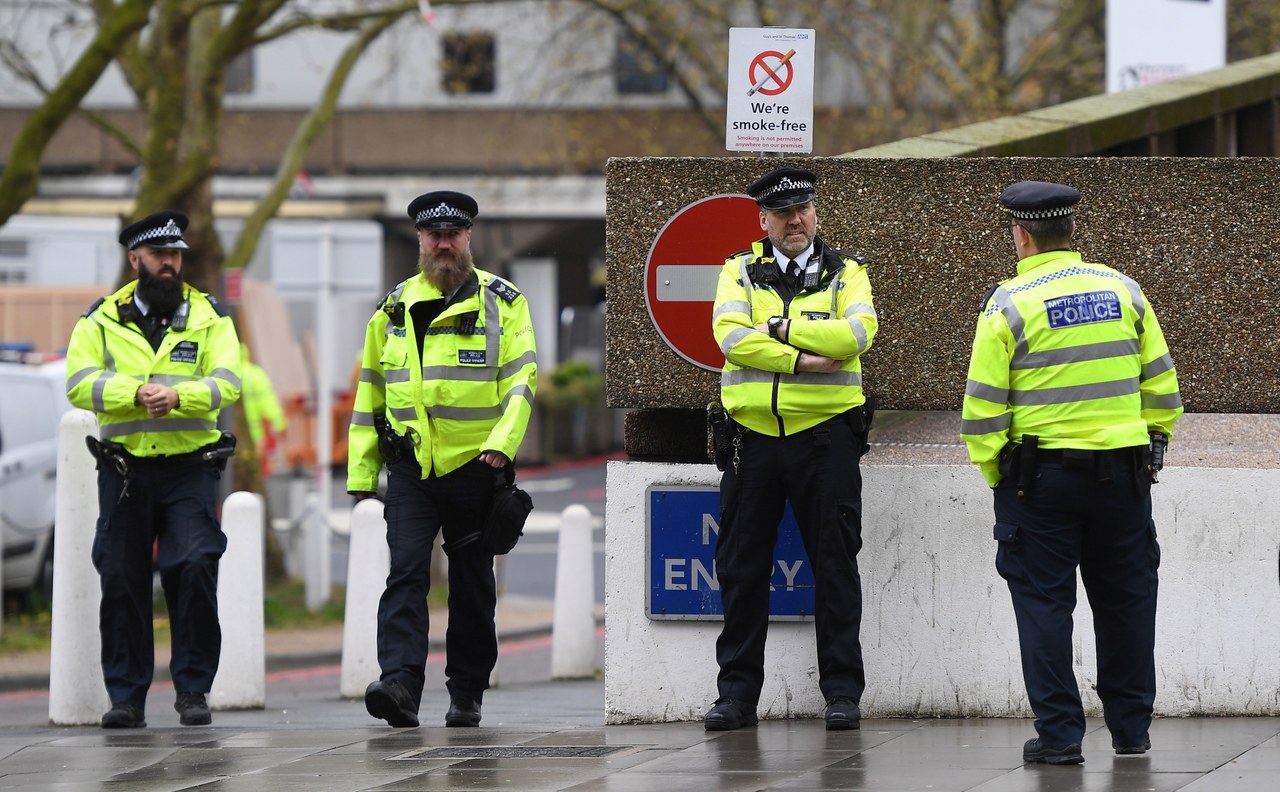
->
[3, 413, 1279, 790]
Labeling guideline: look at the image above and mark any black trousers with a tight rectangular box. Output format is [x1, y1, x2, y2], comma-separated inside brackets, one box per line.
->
[714, 415, 866, 706]
[378, 455, 497, 711]
[92, 456, 225, 709]
[993, 459, 1159, 747]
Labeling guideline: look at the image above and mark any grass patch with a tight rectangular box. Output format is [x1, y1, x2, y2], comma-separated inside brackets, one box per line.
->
[2, 573, 451, 654]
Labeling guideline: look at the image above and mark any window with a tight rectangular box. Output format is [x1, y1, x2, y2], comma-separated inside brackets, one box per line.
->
[442, 32, 495, 94]
[615, 33, 668, 95]
[225, 50, 255, 95]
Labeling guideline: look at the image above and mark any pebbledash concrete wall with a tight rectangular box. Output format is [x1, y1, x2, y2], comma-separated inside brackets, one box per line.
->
[602, 156, 1280, 723]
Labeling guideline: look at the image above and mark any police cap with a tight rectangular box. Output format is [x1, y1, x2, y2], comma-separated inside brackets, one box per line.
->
[1000, 181, 1081, 220]
[408, 191, 478, 230]
[747, 167, 818, 211]
[119, 210, 190, 250]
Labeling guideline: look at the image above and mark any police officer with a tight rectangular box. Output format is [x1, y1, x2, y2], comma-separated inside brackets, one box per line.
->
[65, 210, 242, 728]
[704, 167, 877, 731]
[348, 190, 537, 729]
[961, 181, 1183, 765]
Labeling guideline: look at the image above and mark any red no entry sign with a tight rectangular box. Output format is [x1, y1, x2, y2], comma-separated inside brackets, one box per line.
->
[644, 195, 762, 371]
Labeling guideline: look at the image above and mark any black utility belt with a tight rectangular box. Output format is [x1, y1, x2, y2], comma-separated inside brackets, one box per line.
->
[126, 446, 213, 463]
[1034, 446, 1144, 466]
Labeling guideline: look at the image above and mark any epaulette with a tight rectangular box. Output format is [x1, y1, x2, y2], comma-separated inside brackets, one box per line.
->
[833, 248, 869, 266]
[81, 297, 106, 318]
[487, 277, 521, 304]
[980, 283, 1001, 311]
[206, 293, 230, 317]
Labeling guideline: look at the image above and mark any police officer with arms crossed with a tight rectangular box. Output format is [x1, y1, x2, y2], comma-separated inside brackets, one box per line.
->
[348, 190, 537, 728]
[705, 167, 877, 731]
[961, 181, 1183, 765]
[65, 211, 242, 728]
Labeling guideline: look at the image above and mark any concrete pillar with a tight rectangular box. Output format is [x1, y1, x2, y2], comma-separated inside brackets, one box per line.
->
[210, 491, 265, 710]
[48, 410, 110, 725]
[552, 504, 596, 679]
[340, 499, 389, 699]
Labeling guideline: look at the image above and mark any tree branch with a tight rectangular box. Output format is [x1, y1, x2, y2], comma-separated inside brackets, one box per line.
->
[0, 0, 155, 227]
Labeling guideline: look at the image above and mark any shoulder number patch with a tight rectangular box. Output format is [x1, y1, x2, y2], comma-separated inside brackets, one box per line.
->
[487, 279, 520, 304]
[1044, 290, 1122, 329]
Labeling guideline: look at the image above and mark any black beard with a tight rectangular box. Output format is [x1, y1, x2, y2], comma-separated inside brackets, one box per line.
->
[137, 265, 185, 317]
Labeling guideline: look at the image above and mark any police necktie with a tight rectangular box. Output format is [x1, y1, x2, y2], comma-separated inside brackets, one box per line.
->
[787, 260, 801, 289]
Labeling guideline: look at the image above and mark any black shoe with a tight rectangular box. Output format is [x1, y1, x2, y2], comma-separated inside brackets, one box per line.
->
[824, 697, 861, 731]
[703, 697, 758, 731]
[1023, 737, 1084, 765]
[445, 697, 482, 727]
[1114, 736, 1152, 755]
[365, 679, 419, 728]
[174, 692, 212, 726]
[101, 703, 146, 729]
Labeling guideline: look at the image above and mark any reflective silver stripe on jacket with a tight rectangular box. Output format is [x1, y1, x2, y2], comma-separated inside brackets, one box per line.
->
[1013, 338, 1140, 371]
[389, 406, 417, 422]
[1008, 377, 1139, 406]
[1142, 392, 1183, 410]
[844, 302, 874, 352]
[100, 417, 218, 438]
[350, 410, 377, 427]
[361, 368, 386, 387]
[960, 413, 1012, 436]
[1141, 353, 1176, 381]
[428, 404, 503, 421]
[722, 368, 862, 388]
[965, 379, 1008, 404]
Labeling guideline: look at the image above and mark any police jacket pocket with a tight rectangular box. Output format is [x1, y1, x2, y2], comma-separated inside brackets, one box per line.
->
[993, 521, 1020, 543]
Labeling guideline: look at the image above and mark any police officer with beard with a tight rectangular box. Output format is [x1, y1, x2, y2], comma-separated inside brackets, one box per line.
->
[704, 168, 877, 732]
[349, 191, 538, 729]
[65, 211, 242, 728]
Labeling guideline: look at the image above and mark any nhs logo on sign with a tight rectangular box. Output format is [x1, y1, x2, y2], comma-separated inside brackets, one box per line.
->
[646, 486, 815, 621]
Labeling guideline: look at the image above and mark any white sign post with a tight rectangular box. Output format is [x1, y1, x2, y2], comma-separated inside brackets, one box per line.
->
[1106, 0, 1226, 93]
[726, 28, 815, 153]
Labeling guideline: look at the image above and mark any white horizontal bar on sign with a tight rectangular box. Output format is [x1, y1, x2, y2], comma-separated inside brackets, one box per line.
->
[524, 510, 604, 534]
[655, 265, 722, 302]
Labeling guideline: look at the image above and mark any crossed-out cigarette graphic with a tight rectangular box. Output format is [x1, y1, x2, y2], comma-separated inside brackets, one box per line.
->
[747, 48, 796, 96]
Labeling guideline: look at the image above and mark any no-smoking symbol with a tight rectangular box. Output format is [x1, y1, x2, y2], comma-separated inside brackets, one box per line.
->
[747, 48, 796, 96]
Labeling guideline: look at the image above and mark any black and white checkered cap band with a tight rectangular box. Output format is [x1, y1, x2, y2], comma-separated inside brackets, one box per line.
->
[416, 203, 473, 225]
[128, 219, 185, 249]
[1007, 205, 1075, 220]
[754, 177, 815, 201]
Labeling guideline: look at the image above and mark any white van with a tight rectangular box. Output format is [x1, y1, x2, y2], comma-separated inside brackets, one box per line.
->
[0, 357, 73, 600]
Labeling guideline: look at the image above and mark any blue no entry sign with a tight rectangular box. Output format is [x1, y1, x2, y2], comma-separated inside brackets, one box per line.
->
[646, 486, 815, 621]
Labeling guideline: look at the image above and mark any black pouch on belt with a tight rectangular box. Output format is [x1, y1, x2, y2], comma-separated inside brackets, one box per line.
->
[482, 465, 533, 555]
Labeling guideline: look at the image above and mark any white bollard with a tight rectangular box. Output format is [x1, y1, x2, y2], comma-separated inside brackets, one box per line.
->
[304, 491, 331, 611]
[340, 499, 389, 698]
[210, 491, 265, 710]
[551, 504, 597, 679]
[49, 409, 111, 725]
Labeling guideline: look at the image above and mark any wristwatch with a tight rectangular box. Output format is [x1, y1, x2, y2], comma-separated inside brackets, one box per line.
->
[767, 316, 784, 340]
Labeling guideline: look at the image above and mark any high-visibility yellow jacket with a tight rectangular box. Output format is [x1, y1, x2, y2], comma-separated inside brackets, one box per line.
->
[65, 281, 242, 456]
[346, 269, 538, 491]
[960, 249, 1183, 487]
[240, 347, 286, 450]
[712, 238, 877, 436]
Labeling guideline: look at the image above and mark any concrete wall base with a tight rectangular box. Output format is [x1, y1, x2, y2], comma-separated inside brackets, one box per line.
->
[604, 462, 1280, 724]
